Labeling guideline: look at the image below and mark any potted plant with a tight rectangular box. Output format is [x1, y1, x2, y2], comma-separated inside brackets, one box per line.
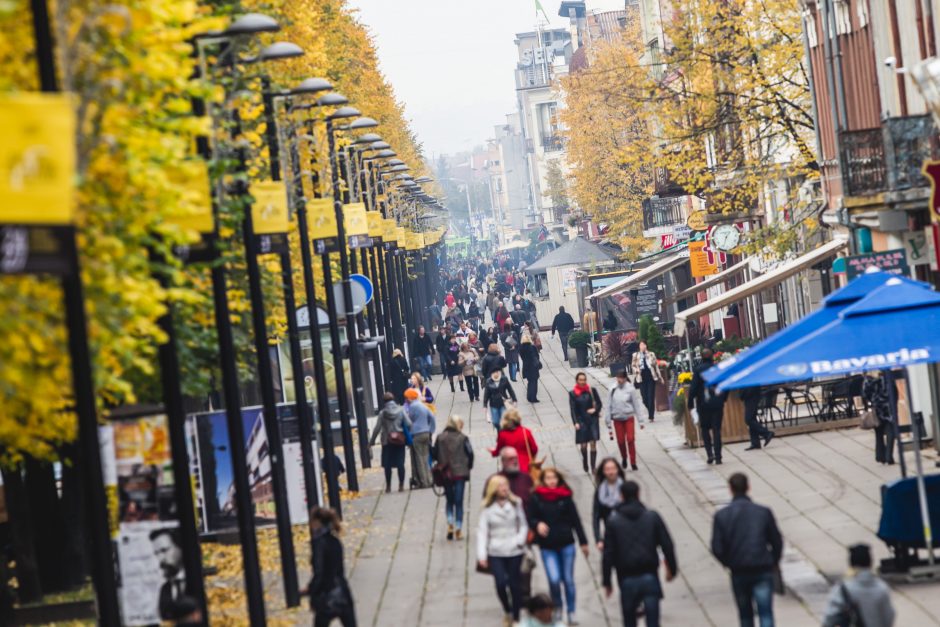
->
[566, 330, 592, 367]
[600, 330, 638, 375]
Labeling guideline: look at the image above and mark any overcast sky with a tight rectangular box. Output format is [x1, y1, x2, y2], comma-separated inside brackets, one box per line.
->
[346, 0, 626, 158]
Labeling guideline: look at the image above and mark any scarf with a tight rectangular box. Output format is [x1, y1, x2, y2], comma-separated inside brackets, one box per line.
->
[598, 478, 623, 509]
[534, 485, 573, 502]
[573, 382, 591, 396]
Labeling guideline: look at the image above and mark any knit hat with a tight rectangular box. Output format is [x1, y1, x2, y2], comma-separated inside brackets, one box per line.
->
[404, 388, 420, 401]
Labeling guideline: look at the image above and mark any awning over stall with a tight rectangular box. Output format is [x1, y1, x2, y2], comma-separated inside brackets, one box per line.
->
[590, 250, 688, 299]
[674, 237, 848, 335]
[664, 257, 750, 306]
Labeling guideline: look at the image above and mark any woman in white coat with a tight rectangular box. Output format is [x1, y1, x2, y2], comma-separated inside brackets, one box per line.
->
[478, 475, 529, 626]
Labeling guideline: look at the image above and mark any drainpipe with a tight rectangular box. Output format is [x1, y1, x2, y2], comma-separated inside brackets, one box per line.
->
[824, 0, 849, 129]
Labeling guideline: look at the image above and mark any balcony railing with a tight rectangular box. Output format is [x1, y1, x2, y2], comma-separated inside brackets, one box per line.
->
[840, 128, 887, 197]
[884, 115, 940, 191]
[541, 135, 565, 152]
[840, 115, 939, 197]
[642, 196, 684, 231]
[653, 166, 684, 196]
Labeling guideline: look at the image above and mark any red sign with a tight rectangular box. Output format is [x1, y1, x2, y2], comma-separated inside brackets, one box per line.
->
[660, 234, 679, 249]
[924, 160, 940, 222]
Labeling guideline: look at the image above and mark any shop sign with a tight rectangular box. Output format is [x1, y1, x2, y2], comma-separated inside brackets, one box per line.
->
[842, 248, 909, 279]
[660, 233, 679, 249]
[923, 160, 940, 223]
[687, 210, 708, 232]
[672, 224, 692, 240]
[689, 240, 719, 277]
[903, 230, 930, 266]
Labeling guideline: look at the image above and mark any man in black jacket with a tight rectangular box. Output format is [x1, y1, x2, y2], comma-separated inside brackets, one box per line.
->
[411, 325, 434, 380]
[603, 481, 677, 627]
[551, 306, 576, 360]
[711, 473, 783, 627]
[687, 349, 727, 464]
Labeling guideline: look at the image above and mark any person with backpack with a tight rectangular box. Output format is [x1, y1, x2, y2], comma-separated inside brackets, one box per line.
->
[528, 467, 589, 626]
[822, 544, 895, 627]
[687, 349, 728, 464]
[569, 372, 602, 473]
[434, 416, 474, 541]
[602, 480, 678, 627]
[369, 393, 412, 493]
[711, 473, 783, 627]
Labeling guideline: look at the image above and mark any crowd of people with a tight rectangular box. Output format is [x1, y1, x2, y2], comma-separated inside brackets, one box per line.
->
[307, 255, 897, 627]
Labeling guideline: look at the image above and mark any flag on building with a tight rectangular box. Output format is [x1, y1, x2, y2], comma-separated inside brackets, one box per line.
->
[534, 0, 551, 23]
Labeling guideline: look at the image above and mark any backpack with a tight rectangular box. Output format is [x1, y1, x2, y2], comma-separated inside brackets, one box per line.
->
[837, 582, 866, 627]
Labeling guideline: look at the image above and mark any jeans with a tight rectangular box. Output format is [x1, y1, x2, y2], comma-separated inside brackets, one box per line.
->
[700, 411, 724, 461]
[417, 354, 432, 380]
[411, 432, 433, 488]
[490, 406, 505, 429]
[639, 378, 657, 421]
[465, 375, 479, 401]
[559, 333, 570, 360]
[526, 376, 539, 402]
[613, 418, 636, 465]
[508, 361, 519, 381]
[731, 572, 775, 627]
[489, 554, 523, 620]
[443, 479, 466, 529]
[540, 544, 577, 614]
[618, 572, 661, 627]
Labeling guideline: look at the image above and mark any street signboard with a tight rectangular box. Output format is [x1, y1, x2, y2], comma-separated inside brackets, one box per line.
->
[687, 210, 708, 232]
[350, 273, 374, 304]
[840, 249, 909, 278]
[903, 230, 930, 266]
[689, 240, 719, 277]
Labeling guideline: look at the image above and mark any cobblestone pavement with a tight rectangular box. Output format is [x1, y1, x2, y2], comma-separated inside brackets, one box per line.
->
[280, 334, 940, 626]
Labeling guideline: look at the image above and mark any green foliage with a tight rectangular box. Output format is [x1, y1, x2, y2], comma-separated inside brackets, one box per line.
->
[638, 314, 667, 358]
[567, 330, 592, 348]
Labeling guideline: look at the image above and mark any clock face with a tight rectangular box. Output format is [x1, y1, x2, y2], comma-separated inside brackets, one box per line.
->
[712, 225, 741, 251]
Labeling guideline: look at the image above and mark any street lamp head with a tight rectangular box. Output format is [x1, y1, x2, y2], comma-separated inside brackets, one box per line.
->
[255, 41, 304, 62]
[327, 106, 361, 120]
[346, 117, 379, 131]
[387, 159, 405, 166]
[292, 77, 332, 95]
[316, 92, 349, 107]
[356, 133, 382, 144]
[415, 176, 433, 183]
[389, 164, 410, 172]
[376, 149, 396, 158]
[371, 142, 392, 151]
[225, 13, 280, 36]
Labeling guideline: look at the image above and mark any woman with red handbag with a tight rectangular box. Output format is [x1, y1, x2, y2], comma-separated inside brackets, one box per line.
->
[370, 392, 412, 493]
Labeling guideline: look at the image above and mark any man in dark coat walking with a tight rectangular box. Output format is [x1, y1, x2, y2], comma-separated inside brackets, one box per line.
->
[551, 306, 576, 361]
[603, 481, 678, 627]
[711, 473, 783, 627]
[687, 349, 727, 464]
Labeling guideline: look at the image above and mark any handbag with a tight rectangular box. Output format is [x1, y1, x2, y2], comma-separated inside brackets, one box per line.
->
[431, 462, 451, 487]
[323, 581, 351, 614]
[859, 409, 879, 430]
[523, 428, 544, 484]
[475, 561, 491, 575]
[521, 545, 538, 574]
[387, 430, 406, 447]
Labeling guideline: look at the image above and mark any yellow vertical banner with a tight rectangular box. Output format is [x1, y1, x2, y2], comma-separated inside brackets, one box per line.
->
[166, 161, 214, 234]
[383, 219, 398, 242]
[366, 211, 383, 237]
[251, 181, 290, 234]
[395, 227, 407, 246]
[343, 202, 368, 236]
[308, 198, 338, 240]
[0, 93, 76, 225]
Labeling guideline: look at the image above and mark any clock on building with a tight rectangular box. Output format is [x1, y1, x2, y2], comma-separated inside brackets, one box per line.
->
[710, 224, 742, 251]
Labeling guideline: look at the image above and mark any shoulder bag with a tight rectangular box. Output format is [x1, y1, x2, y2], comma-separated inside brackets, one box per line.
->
[387, 430, 406, 447]
[523, 427, 544, 484]
[859, 409, 879, 430]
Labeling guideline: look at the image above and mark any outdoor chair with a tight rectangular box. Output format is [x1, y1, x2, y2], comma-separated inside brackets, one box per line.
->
[782, 385, 820, 425]
[756, 388, 786, 428]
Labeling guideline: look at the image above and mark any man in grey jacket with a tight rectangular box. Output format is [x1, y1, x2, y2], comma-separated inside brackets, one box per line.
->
[822, 544, 895, 627]
[606, 370, 648, 470]
[405, 388, 436, 489]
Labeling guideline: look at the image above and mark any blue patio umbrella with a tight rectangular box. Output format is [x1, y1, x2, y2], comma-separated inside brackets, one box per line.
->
[715, 278, 940, 391]
[704, 271, 929, 387]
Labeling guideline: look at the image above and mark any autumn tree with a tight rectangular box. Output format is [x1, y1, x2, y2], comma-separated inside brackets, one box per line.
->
[543, 158, 570, 222]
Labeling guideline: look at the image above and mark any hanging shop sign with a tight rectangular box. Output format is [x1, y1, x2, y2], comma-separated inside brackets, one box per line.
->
[689, 240, 719, 277]
[686, 210, 708, 232]
[923, 160, 940, 223]
[0, 93, 76, 226]
[836, 248, 909, 279]
[251, 181, 289, 235]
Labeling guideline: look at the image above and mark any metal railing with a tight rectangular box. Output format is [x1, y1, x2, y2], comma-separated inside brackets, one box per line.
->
[840, 128, 887, 197]
[642, 196, 684, 231]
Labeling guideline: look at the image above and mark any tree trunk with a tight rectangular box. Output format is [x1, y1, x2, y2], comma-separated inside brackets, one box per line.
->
[1, 465, 42, 604]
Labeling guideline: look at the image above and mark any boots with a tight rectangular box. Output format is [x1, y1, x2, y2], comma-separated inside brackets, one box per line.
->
[446, 524, 454, 541]
[581, 448, 589, 472]
[459, 380, 465, 391]
[590, 449, 597, 473]
[449, 378, 455, 392]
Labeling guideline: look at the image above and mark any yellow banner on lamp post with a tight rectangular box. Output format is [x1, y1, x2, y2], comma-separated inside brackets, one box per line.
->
[366, 211, 383, 237]
[166, 162, 214, 234]
[251, 181, 289, 234]
[343, 202, 368, 237]
[395, 227, 407, 246]
[382, 219, 398, 242]
[308, 198, 338, 240]
[0, 93, 76, 225]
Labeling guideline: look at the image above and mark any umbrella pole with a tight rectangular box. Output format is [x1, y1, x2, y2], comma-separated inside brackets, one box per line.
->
[903, 368, 935, 566]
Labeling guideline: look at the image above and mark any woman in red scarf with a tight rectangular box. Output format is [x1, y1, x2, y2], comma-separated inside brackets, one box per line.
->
[569, 372, 603, 473]
[489, 408, 538, 472]
[528, 468, 588, 625]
